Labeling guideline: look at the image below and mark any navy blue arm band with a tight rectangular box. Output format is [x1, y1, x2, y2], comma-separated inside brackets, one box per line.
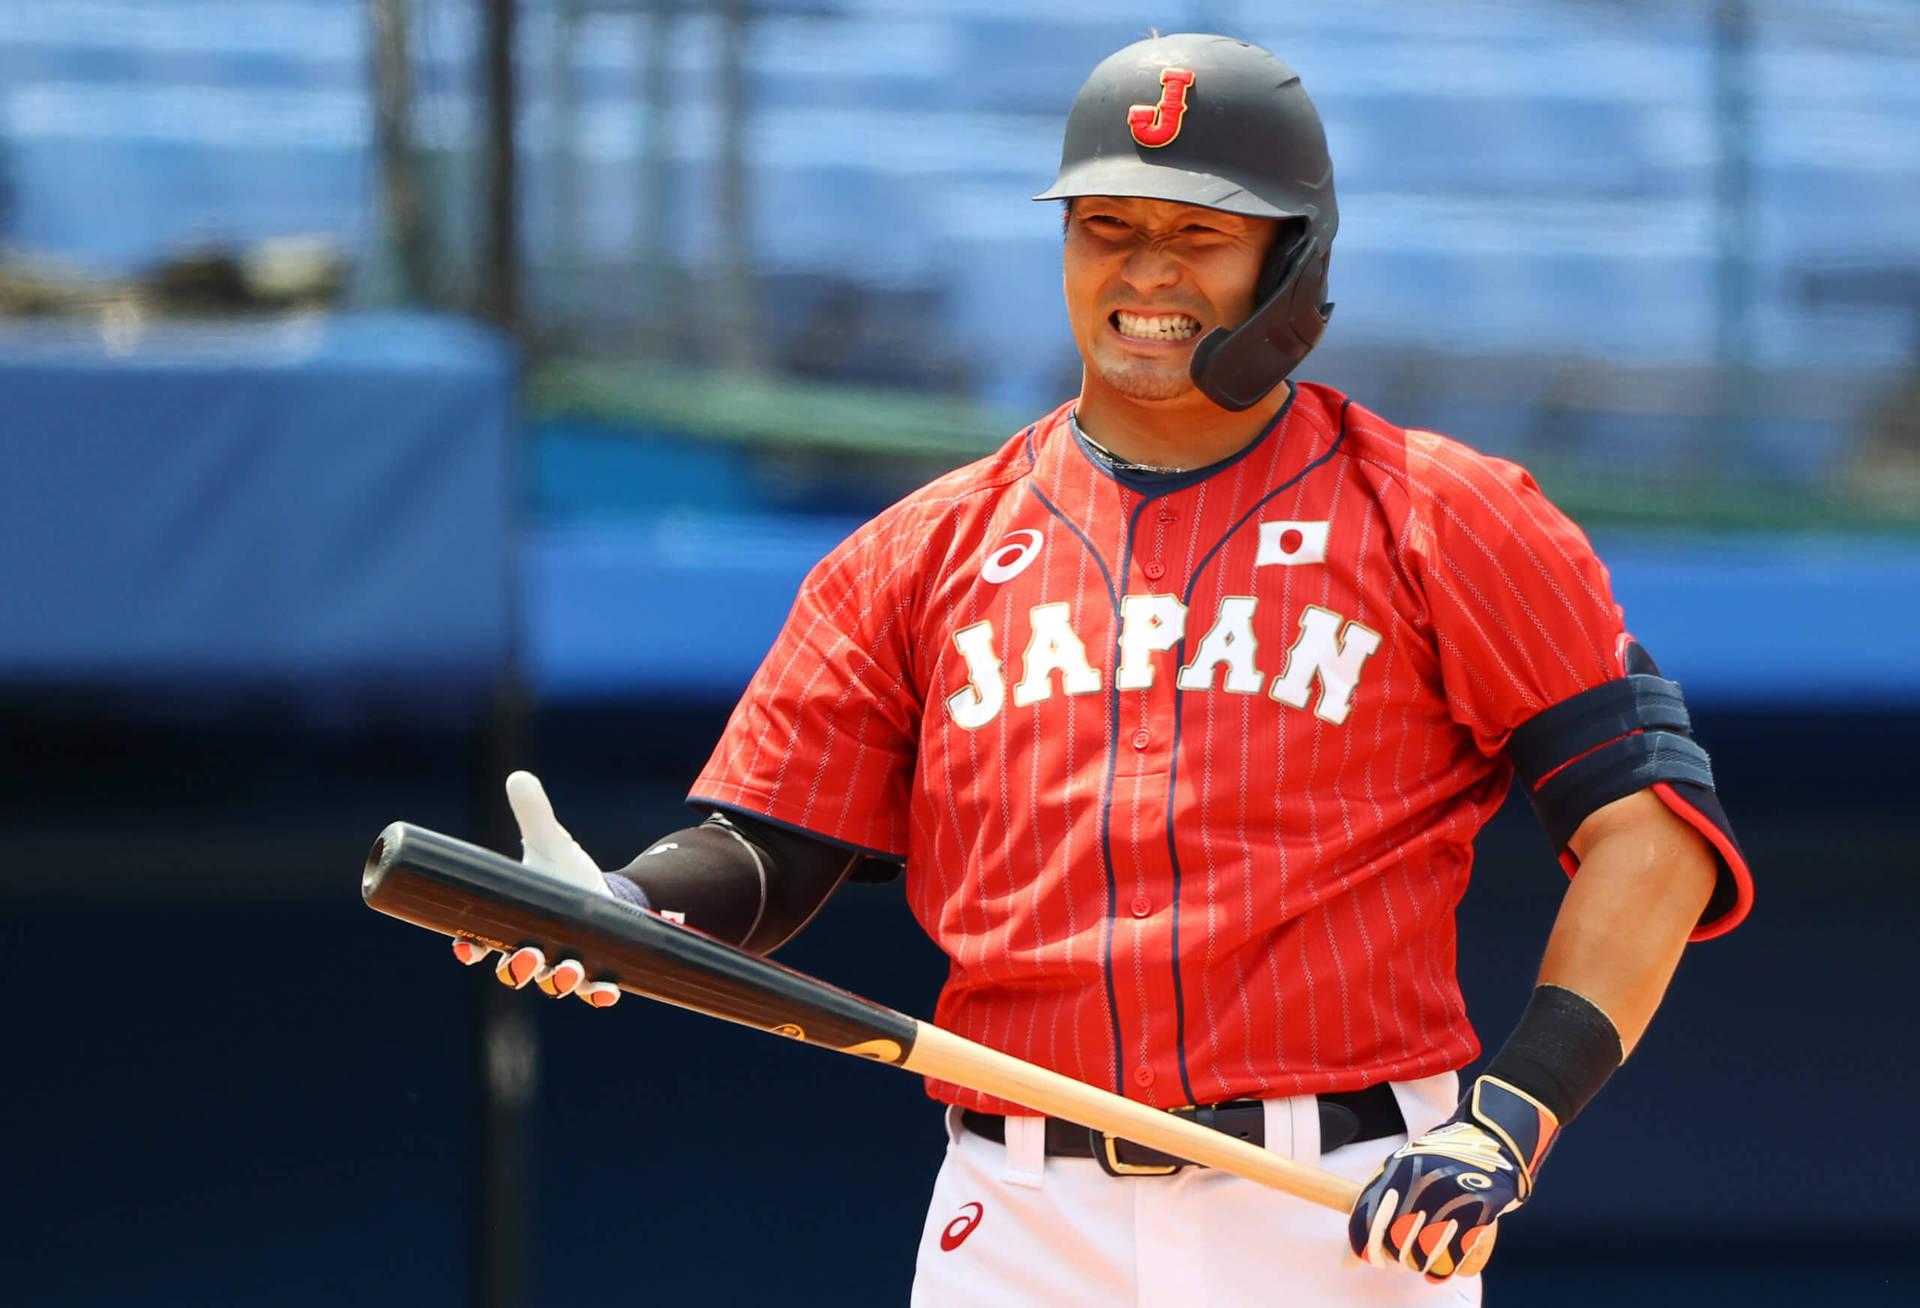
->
[1525, 730, 1716, 853]
[1505, 673, 1692, 791]
[1505, 643, 1753, 937]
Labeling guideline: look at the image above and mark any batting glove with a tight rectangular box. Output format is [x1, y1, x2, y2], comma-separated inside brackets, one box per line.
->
[1346, 1076, 1559, 1281]
[449, 770, 622, 1008]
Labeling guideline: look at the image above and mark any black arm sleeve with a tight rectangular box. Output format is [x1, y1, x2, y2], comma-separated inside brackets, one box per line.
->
[604, 810, 858, 955]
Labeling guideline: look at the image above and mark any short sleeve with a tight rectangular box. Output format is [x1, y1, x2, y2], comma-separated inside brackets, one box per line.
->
[689, 519, 923, 863]
[1405, 434, 1753, 939]
[1404, 433, 1626, 756]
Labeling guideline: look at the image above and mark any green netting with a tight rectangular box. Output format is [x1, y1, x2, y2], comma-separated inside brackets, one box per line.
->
[1527, 462, 1920, 535]
[527, 360, 1007, 461]
[528, 360, 1920, 535]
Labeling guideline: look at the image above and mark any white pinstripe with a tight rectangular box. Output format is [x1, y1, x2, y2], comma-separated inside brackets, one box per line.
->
[694, 388, 1630, 1111]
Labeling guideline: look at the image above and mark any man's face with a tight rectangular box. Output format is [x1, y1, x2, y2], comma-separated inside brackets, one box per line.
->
[1062, 196, 1279, 404]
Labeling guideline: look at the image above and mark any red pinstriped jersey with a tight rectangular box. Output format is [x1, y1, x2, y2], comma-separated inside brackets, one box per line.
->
[693, 383, 1691, 1113]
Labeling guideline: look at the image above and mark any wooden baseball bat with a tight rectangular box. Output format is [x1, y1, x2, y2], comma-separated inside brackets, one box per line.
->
[362, 821, 1364, 1214]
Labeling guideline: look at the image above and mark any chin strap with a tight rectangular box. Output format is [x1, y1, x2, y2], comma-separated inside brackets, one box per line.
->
[1189, 230, 1333, 412]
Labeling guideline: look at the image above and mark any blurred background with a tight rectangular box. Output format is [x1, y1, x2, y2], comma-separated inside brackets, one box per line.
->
[2, 0, 1916, 1304]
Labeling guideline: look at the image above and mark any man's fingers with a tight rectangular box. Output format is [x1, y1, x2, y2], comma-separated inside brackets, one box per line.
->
[505, 770, 606, 889]
[535, 958, 586, 998]
[1414, 1218, 1458, 1278]
[506, 771, 572, 861]
[452, 775, 611, 995]
[452, 939, 492, 967]
[1364, 1188, 1401, 1269]
[1389, 1210, 1428, 1272]
[495, 945, 545, 989]
[476, 945, 608, 1003]
[1455, 1222, 1499, 1279]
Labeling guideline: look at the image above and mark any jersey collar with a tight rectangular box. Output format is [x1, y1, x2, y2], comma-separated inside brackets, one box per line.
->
[1065, 387, 1298, 499]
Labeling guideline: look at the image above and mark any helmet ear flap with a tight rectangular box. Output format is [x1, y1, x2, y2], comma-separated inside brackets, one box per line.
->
[1256, 217, 1311, 299]
[1189, 226, 1334, 412]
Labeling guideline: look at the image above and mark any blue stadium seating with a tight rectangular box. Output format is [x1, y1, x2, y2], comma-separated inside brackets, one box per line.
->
[1, 0, 1913, 429]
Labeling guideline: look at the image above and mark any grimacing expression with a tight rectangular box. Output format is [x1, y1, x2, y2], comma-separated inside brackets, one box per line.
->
[1062, 196, 1280, 403]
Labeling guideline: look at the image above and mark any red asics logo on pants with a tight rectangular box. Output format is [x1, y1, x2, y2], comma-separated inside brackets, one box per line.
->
[939, 1201, 984, 1251]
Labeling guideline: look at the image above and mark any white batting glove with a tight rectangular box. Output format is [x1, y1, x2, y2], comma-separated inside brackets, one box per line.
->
[449, 770, 622, 1008]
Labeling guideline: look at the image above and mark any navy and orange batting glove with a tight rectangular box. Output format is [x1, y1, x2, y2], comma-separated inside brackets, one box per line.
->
[1346, 1075, 1559, 1281]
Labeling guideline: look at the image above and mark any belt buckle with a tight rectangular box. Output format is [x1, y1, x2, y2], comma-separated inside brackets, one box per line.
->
[1093, 1128, 1182, 1177]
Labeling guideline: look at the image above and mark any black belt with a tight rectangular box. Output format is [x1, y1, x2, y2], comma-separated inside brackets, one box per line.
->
[959, 1082, 1404, 1177]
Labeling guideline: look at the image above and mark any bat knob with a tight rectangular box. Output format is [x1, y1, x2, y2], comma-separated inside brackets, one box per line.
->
[362, 822, 412, 902]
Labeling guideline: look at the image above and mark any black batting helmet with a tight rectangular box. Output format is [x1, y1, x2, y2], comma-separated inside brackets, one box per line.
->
[1035, 34, 1338, 411]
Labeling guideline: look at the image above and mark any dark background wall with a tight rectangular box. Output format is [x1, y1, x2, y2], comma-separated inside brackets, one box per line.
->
[8, 697, 1915, 1307]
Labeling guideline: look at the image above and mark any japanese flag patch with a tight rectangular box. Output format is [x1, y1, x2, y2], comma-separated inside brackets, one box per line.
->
[1256, 520, 1330, 567]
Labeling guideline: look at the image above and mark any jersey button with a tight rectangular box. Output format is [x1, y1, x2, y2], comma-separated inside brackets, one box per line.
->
[1143, 560, 1165, 580]
[1131, 728, 1151, 750]
[1129, 895, 1152, 917]
[1132, 1065, 1155, 1088]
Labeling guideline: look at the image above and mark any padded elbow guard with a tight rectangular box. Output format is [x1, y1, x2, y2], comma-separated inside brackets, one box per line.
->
[1506, 641, 1752, 938]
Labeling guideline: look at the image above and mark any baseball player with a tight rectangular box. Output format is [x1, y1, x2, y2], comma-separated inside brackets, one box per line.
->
[454, 34, 1752, 1306]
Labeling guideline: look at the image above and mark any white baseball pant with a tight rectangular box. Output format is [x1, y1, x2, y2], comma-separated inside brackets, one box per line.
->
[910, 1073, 1479, 1308]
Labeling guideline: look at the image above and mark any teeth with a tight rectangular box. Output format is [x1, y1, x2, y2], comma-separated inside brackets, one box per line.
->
[1114, 310, 1199, 341]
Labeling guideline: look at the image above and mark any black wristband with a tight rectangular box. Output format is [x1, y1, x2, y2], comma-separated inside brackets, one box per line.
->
[1480, 984, 1625, 1125]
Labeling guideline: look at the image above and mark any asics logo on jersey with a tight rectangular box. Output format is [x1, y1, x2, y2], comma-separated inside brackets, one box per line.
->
[981, 530, 1044, 584]
[945, 596, 1383, 729]
[1128, 67, 1196, 147]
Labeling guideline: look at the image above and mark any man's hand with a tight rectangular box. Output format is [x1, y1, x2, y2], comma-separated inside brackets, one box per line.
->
[449, 770, 622, 1008]
[1346, 1076, 1559, 1281]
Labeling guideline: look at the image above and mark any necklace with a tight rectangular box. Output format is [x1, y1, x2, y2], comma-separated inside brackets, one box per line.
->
[1078, 430, 1188, 476]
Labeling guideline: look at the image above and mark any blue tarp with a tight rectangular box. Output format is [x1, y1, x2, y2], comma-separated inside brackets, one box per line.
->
[526, 517, 1920, 708]
[1593, 534, 1920, 706]
[0, 313, 514, 695]
[3, 316, 1914, 710]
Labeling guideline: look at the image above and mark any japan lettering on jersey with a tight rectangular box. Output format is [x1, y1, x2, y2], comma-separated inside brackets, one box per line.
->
[693, 384, 1736, 1114]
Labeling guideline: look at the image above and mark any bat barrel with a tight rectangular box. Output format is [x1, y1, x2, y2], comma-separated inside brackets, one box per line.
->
[362, 821, 922, 1065]
[363, 821, 533, 931]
